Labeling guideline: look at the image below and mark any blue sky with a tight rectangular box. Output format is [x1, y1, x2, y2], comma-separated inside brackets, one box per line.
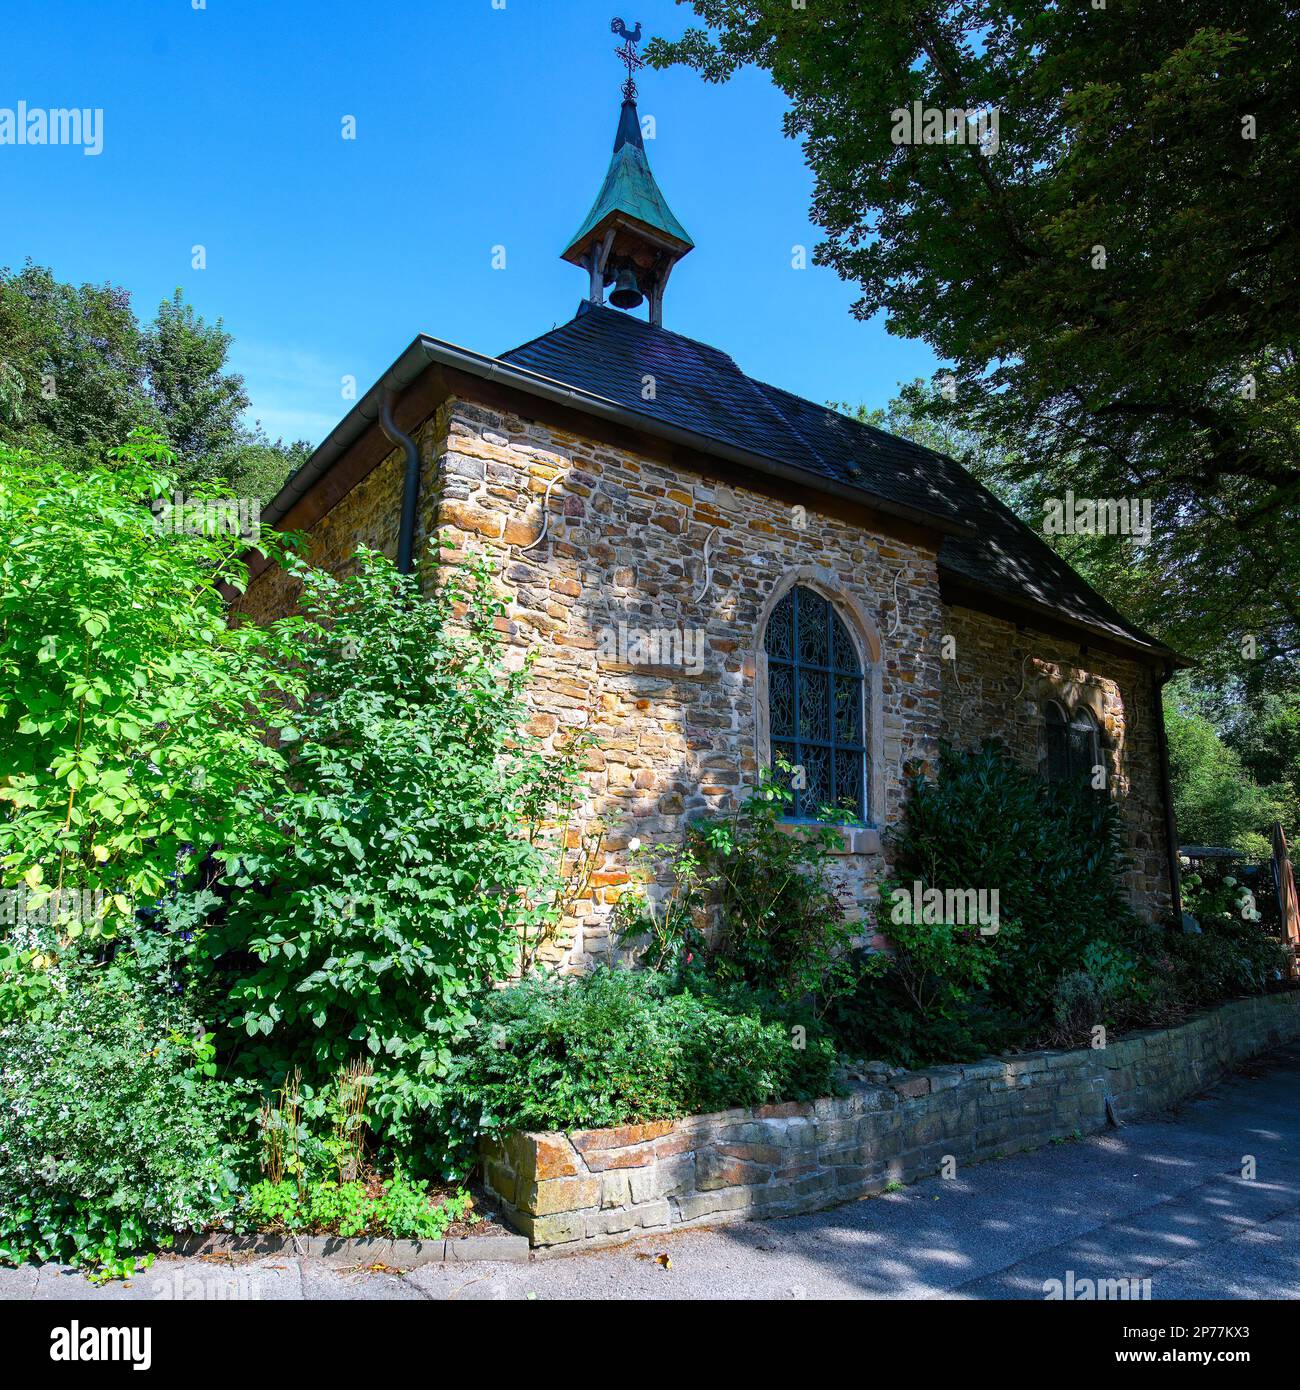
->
[3, 0, 939, 446]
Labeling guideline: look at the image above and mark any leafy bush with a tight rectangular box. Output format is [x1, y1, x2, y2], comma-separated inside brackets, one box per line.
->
[0, 941, 239, 1280]
[0, 433, 301, 951]
[1042, 938, 1148, 1048]
[1166, 698, 1288, 854]
[829, 744, 1291, 1063]
[436, 968, 838, 1173]
[825, 916, 1018, 1068]
[614, 766, 860, 1007]
[884, 742, 1144, 1017]
[827, 742, 1162, 1063]
[238, 1174, 472, 1240]
[207, 547, 586, 1169]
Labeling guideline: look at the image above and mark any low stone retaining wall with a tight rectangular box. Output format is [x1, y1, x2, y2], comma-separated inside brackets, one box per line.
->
[481, 990, 1300, 1251]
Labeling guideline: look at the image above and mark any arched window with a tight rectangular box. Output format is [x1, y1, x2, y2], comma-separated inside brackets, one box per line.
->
[764, 585, 867, 821]
[1045, 701, 1101, 787]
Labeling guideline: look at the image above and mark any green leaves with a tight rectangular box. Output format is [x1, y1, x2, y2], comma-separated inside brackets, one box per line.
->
[208, 547, 582, 1167]
[0, 435, 305, 949]
[656, 1, 1300, 678]
[0, 945, 241, 1278]
[438, 969, 838, 1173]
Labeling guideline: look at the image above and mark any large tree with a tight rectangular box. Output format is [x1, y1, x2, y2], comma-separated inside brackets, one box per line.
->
[0, 262, 306, 501]
[144, 289, 250, 482]
[654, 2, 1300, 675]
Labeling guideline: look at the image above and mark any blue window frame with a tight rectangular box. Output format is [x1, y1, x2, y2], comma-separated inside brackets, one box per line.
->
[764, 585, 868, 822]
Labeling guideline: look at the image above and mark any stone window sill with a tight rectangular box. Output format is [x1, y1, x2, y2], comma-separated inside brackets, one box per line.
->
[776, 821, 882, 856]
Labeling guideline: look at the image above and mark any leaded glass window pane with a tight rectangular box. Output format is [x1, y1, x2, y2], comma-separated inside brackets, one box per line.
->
[798, 669, 830, 742]
[797, 590, 831, 667]
[1069, 710, 1100, 784]
[767, 589, 795, 661]
[1045, 702, 1100, 787]
[769, 664, 795, 735]
[764, 585, 868, 822]
[833, 675, 862, 744]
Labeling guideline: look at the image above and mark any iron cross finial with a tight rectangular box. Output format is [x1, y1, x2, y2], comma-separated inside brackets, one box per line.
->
[611, 17, 645, 101]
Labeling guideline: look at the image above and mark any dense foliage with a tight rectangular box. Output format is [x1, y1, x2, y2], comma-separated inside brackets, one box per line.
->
[1165, 701, 1287, 855]
[0, 440, 588, 1271]
[0, 435, 301, 963]
[654, 2, 1300, 677]
[438, 968, 838, 1169]
[0, 938, 239, 1281]
[0, 261, 307, 498]
[207, 547, 586, 1166]
[613, 767, 862, 1007]
[824, 742, 1144, 1064]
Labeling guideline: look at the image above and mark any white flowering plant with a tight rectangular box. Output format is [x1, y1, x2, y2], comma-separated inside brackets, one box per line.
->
[0, 933, 243, 1281]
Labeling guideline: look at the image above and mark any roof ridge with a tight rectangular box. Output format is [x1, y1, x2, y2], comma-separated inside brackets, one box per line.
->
[741, 372, 837, 477]
[502, 302, 744, 371]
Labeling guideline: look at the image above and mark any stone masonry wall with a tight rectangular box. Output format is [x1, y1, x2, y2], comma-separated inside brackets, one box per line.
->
[939, 605, 1173, 920]
[235, 387, 1174, 966]
[234, 402, 452, 626]
[429, 395, 945, 969]
[481, 990, 1300, 1250]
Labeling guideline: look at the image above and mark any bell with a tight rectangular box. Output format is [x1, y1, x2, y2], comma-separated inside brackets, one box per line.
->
[608, 266, 644, 310]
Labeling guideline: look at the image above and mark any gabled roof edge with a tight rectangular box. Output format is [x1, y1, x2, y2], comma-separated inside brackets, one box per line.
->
[263, 333, 978, 540]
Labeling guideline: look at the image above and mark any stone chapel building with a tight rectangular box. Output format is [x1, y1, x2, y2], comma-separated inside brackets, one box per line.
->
[235, 75, 1184, 970]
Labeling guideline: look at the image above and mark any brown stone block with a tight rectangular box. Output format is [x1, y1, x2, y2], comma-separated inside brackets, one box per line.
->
[697, 1150, 774, 1191]
[510, 1132, 582, 1182]
[520, 1176, 601, 1216]
[753, 1100, 814, 1121]
[440, 498, 505, 539]
[652, 1130, 696, 1160]
[572, 1120, 678, 1150]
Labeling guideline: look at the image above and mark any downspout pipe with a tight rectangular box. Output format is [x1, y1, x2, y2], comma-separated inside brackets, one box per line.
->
[380, 388, 421, 576]
[1153, 660, 1183, 922]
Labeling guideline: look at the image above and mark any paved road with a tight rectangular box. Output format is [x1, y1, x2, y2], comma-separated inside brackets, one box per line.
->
[5, 1043, 1300, 1301]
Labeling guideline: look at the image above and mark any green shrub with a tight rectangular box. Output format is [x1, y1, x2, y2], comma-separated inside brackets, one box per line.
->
[614, 766, 861, 1008]
[238, 1174, 471, 1240]
[1173, 859, 1289, 1005]
[207, 547, 586, 1169]
[826, 742, 1157, 1064]
[436, 969, 838, 1173]
[824, 938, 1020, 1067]
[884, 742, 1144, 1016]
[1043, 938, 1148, 1047]
[1166, 916, 1288, 1006]
[0, 941, 239, 1279]
[0, 433, 302, 951]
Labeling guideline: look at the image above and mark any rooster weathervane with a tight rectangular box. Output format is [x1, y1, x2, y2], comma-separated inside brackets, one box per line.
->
[611, 17, 645, 101]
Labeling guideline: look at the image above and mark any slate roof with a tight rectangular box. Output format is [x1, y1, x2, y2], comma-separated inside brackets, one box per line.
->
[501, 303, 1175, 660]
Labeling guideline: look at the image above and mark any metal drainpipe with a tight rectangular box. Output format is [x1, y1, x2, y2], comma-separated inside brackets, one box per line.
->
[380, 388, 421, 576]
[1153, 660, 1183, 922]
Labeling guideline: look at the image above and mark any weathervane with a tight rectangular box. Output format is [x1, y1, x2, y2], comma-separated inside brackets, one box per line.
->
[611, 17, 645, 102]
